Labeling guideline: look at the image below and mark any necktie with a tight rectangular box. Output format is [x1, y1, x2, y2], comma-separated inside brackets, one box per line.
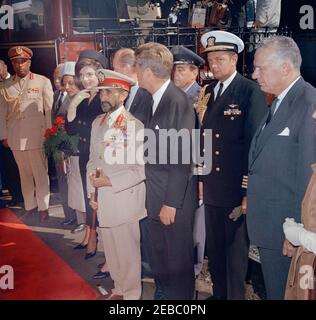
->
[215, 82, 223, 102]
[57, 92, 64, 112]
[265, 98, 279, 126]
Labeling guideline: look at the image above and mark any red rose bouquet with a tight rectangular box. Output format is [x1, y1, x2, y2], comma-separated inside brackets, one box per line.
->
[43, 117, 79, 165]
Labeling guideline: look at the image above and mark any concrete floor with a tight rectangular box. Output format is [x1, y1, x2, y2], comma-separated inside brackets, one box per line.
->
[7, 192, 211, 300]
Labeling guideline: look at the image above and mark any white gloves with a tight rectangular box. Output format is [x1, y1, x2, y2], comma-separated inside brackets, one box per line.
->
[283, 218, 304, 246]
[283, 218, 316, 255]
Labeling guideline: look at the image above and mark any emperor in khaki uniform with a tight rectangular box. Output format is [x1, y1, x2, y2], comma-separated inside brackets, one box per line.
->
[87, 69, 146, 300]
[0, 46, 53, 221]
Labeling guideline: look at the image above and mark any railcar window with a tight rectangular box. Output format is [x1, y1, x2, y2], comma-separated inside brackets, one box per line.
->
[72, 0, 118, 33]
[11, 0, 45, 33]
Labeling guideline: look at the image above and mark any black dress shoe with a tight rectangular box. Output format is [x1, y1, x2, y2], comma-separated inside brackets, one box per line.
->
[73, 243, 88, 250]
[71, 224, 86, 234]
[61, 219, 75, 226]
[85, 250, 97, 260]
[93, 271, 110, 279]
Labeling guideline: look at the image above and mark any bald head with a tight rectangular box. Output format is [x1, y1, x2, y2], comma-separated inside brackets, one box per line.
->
[112, 48, 138, 81]
[0, 60, 9, 81]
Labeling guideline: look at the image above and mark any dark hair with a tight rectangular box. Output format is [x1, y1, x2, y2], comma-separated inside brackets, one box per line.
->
[74, 58, 103, 90]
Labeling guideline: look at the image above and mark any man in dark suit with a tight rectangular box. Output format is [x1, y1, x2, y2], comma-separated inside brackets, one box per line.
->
[198, 30, 267, 300]
[112, 48, 152, 125]
[135, 42, 197, 300]
[247, 36, 316, 300]
[112, 47, 153, 278]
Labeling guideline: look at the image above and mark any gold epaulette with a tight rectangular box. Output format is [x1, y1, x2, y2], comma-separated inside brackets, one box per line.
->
[0, 87, 21, 120]
[195, 84, 211, 124]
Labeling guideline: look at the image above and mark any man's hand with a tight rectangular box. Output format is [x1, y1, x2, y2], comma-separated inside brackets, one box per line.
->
[89, 192, 98, 211]
[198, 182, 203, 201]
[159, 205, 176, 225]
[283, 217, 304, 246]
[1, 139, 9, 148]
[89, 169, 112, 188]
[282, 239, 296, 258]
[241, 196, 247, 214]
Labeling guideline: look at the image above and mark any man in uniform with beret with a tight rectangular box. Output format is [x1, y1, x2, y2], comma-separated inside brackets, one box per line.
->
[171, 45, 205, 107]
[0, 46, 53, 221]
[87, 69, 146, 300]
[197, 31, 267, 299]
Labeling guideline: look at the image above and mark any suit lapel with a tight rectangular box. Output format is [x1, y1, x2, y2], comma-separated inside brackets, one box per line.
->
[129, 88, 140, 114]
[250, 77, 305, 166]
[148, 82, 172, 128]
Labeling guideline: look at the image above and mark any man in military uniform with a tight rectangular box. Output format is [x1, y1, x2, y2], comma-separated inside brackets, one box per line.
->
[0, 46, 53, 221]
[87, 69, 146, 300]
[198, 31, 267, 299]
[171, 45, 205, 106]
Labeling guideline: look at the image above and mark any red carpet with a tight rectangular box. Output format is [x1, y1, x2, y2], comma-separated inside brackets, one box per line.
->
[0, 208, 100, 300]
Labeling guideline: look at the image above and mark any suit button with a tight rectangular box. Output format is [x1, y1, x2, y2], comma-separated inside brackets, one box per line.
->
[216, 167, 220, 172]
[83, 121, 86, 125]
[249, 170, 253, 175]
[215, 134, 220, 138]
[78, 120, 81, 124]
[215, 151, 219, 155]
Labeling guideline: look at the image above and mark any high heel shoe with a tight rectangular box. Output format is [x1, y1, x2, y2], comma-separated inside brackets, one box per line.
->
[74, 243, 88, 250]
[85, 238, 98, 259]
[85, 250, 96, 259]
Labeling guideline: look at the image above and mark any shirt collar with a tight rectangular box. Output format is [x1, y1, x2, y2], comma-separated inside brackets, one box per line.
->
[152, 79, 170, 114]
[277, 76, 301, 104]
[108, 105, 125, 127]
[217, 70, 237, 91]
[184, 81, 196, 93]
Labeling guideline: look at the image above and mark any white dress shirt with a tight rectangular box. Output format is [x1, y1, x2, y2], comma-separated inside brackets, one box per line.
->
[214, 70, 237, 100]
[152, 79, 171, 115]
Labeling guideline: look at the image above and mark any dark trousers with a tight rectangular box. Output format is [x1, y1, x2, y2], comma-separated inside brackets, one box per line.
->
[1, 146, 23, 201]
[54, 159, 76, 221]
[79, 153, 94, 227]
[204, 205, 249, 299]
[258, 247, 291, 300]
[147, 214, 195, 300]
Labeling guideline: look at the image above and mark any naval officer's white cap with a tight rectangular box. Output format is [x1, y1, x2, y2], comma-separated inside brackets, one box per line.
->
[201, 30, 244, 54]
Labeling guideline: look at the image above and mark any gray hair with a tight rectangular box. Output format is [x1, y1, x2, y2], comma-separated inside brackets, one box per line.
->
[258, 36, 302, 70]
[113, 48, 135, 67]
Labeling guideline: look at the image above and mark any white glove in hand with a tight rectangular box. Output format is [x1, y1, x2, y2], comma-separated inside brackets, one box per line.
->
[229, 206, 242, 222]
[283, 218, 305, 246]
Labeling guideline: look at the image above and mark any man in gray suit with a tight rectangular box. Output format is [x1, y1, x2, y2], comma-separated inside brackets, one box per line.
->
[247, 36, 316, 299]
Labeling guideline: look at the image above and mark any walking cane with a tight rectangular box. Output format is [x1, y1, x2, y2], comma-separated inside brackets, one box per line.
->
[91, 167, 101, 231]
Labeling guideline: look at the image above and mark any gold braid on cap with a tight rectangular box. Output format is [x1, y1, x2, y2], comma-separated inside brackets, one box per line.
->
[0, 87, 22, 120]
[195, 84, 211, 124]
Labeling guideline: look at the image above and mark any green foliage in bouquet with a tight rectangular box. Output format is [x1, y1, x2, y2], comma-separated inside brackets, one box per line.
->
[43, 117, 79, 164]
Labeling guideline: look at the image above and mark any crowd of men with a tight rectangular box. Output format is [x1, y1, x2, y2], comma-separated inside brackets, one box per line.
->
[0, 29, 315, 300]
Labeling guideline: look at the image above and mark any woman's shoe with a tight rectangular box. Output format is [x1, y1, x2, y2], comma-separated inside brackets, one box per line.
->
[93, 271, 110, 279]
[85, 250, 96, 259]
[73, 243, 88, 250]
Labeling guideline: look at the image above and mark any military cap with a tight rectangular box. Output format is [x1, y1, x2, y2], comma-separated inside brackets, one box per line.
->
[201, 30, 244, 54]
[96, 69, 135, 92]
[171, 45, 205, 67]
[78, 50, 108, 68]
[8, 46, 33, 60]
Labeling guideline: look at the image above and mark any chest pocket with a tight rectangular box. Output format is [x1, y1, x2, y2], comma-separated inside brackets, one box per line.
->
[26, 88, 41, 100]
